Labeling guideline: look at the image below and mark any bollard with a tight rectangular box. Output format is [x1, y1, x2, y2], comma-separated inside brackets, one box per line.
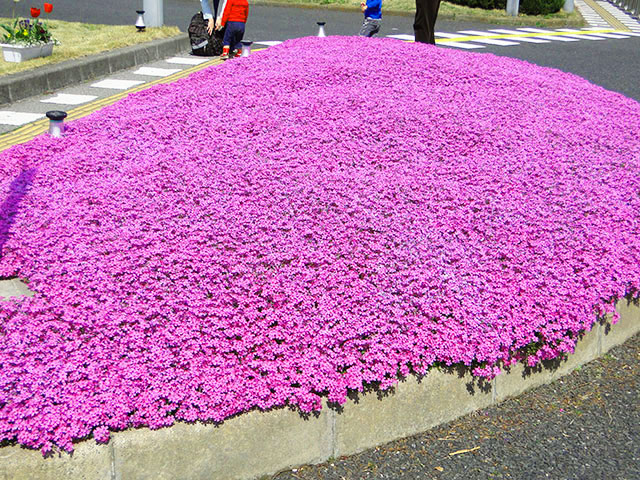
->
[241, 40, 253, 57]
[317, 22, 326, 37]
[506, 0, 519, 16]
[135, 10, 146, 32]
[563, 0, 574, 13]
[143, 0, 164, 27]
[46, 111, 67, 138]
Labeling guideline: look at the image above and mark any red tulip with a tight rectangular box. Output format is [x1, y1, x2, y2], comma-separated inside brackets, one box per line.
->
[30, 7, 41, 17]
[44, 3, 53, 13]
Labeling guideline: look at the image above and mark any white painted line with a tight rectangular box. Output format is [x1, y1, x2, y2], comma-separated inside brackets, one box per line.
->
[455, 31, 520, 46]
[517, 28, 581, 41]
[0, 111, 44, 126]
[439, 41, 485, 49]
[488, 29, 551, 43]
[40, 93, 98, 105]
[554, 28, 608, 40]
[133, 67, 182, 77]
[575, 32, 630, 38]
[253, 41, 283, 46]
[387, 34, 415, 41]
[435, 32, 463, 38]
[91, 79, 145, 90]
[165, 56, 210, 65]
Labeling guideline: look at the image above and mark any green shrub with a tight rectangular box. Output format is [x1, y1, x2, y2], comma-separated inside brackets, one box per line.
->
[447, 0, 564, 14]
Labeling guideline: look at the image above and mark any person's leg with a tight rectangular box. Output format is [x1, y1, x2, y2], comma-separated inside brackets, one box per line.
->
[359, 18, 371, 36]
[413, 0, 429, 43]
[425, 0, 441, 44]
[359, 18, 381, 37]
[221, 24, 234, 58]
[370, 19, 381, 37]
[233, 22, 245, 53]
[224, 21, 244, 56]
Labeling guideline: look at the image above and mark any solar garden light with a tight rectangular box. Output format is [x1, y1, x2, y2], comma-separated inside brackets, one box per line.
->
[135, 10, 146, 32]
[317, 22, 326, 37]
[241, 40, 253, 57]
[46, 111, 67, 138]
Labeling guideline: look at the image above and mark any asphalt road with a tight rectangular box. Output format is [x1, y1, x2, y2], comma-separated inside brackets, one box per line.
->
[2, 1, 639, 100]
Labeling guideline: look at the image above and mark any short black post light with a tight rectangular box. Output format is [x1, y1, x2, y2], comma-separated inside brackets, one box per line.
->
[46, 111, 67, 138]
[317, 22, 326, 37]
[135, 10, 146, 32]
[241, 40, 253, 57]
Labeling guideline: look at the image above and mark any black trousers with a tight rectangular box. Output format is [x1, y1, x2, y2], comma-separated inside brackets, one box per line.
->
[413, 0, 441, 44]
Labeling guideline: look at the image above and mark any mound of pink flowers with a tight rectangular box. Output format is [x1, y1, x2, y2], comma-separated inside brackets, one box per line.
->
[1, 36, 640, 453]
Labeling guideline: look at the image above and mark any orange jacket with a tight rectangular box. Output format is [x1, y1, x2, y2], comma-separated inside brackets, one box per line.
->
[221, 0, 249, 26]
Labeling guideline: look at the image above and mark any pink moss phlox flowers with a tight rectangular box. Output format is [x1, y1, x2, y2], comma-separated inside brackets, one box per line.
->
[1, 36, 639, 453]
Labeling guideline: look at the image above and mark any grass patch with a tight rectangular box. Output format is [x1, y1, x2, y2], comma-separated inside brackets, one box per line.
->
[254, 0, 585, 27]
[0, 19, 181, 76]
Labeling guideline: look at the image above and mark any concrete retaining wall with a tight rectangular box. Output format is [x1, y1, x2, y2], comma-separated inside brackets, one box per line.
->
[1, 299, 638, 480]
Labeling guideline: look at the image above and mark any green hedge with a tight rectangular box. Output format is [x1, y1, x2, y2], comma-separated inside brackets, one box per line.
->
[447, 0, 564, 14]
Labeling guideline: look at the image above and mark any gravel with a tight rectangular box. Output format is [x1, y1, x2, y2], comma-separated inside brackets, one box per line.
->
[274, 333, 640, 480]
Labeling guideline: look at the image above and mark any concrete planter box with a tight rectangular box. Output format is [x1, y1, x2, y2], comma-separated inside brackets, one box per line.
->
[0, 299, 637, 480]
[0, 42, 54, 63]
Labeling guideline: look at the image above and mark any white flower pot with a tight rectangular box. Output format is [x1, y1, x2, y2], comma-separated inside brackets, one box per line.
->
[0, 42, 54, 63]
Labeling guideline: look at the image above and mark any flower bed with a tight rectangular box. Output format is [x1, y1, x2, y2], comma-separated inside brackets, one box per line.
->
[1, 36, 639, 454]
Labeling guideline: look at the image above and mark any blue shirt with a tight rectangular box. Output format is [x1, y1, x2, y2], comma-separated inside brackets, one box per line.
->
[364, 0, 382, 19]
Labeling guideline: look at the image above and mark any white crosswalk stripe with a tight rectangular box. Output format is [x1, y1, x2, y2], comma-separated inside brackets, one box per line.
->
[133, 67, 182, 77]
[516, 28, 581, 41]
[0, 111, 44, 126]
[91, 79, 146, 90]
[254, 41, 283, 46]
[40, 93, 98, 105]
[388, 25, 640, 49]
[165, 57, 211, 65]
[455, 30, 520, 45]
[387, 34, 415, 41]
[557, 28, 630, 39]
[439, 41, 485, 49]
[488, 29, 551, 43]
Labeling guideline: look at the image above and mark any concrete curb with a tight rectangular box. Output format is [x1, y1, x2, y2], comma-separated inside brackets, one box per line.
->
[0, 34, 190, 106]
[0, 299, 638, 480]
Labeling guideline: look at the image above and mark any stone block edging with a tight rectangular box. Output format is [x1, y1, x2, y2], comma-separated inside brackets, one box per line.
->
[0, 34, 190, 106]
[0, 299, 638, 480]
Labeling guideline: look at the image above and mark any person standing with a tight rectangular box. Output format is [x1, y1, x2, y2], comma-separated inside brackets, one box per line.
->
[359, 0, 382, 37]
[216, 0, 249, 59]
[413, 0, 440, 44]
